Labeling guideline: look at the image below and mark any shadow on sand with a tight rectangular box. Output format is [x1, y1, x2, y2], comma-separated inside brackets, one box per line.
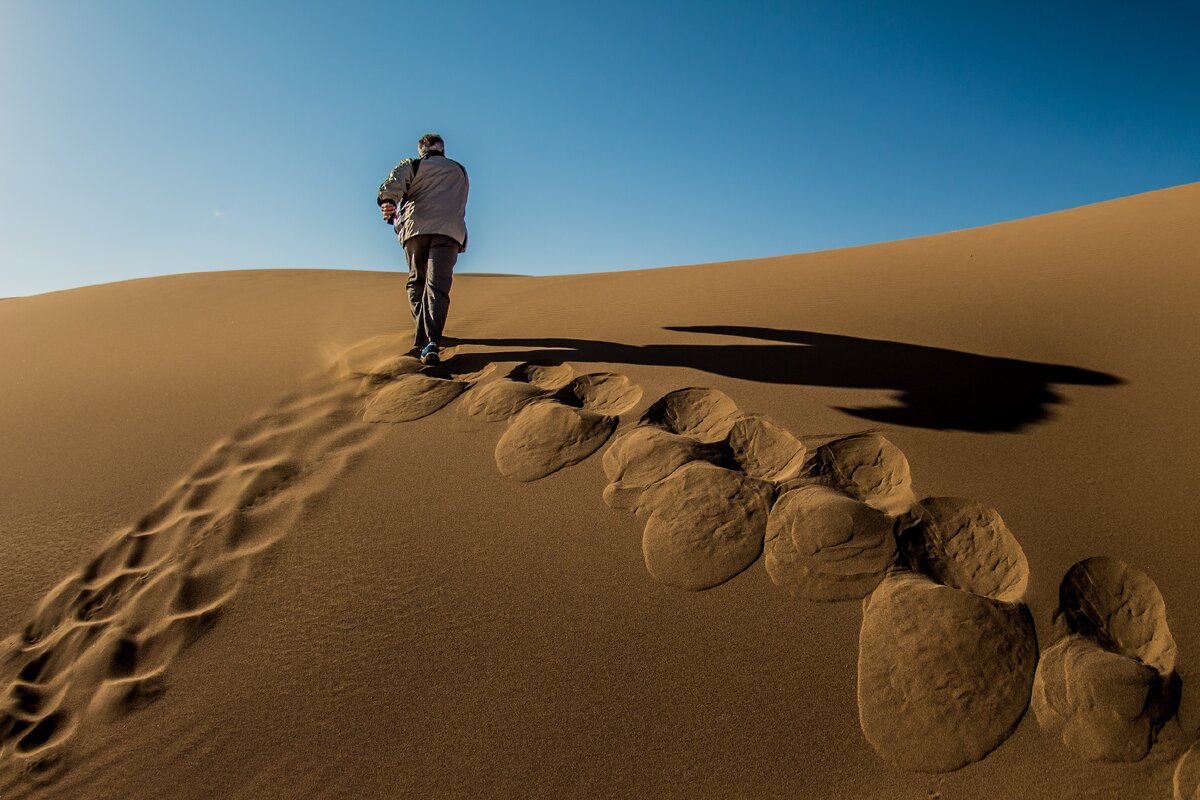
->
[448, 325, 1124, 433]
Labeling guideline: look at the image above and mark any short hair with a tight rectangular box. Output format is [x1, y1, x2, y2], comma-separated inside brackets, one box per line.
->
[418, 133, 445, 156]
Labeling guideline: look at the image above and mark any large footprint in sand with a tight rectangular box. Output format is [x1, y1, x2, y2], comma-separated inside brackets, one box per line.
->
[639, 462, 775, 591]
[1031, 556, 1181, 762]
[355, 349, 495, 423]
[605, 389, 918, 596]
[604, 388, 814, 591]
[471, 362, 643, 482]
[801, 433, 916, 516]
[461, 361, 576, 422]
[763, 484, 897, 602]
[763, 433, 917, 602]
[602, 388, 807, 509]
[0, 362, 385, 775]
[856, 497, 1038, 772]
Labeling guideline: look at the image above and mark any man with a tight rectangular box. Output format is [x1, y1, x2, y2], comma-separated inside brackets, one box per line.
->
[377, 132, 469, 366]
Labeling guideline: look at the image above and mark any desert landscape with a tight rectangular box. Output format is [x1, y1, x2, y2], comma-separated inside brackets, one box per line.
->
[1, 181, 1198, 798]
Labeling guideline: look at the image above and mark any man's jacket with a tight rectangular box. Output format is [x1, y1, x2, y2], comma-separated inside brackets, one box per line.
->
[378, 155, 469, 249]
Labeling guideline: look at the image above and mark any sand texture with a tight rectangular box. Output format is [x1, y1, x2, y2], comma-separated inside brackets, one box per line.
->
[1, 182, 1198, 798]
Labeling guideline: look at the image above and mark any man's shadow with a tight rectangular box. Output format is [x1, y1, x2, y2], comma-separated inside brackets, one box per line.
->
[451, 325, 1124, 433]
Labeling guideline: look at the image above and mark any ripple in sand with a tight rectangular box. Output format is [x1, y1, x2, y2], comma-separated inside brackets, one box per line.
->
[810, 433, 915, 515]
[494, 402, 618, 482]
[639, 462, 773, 591]
[764, 484, 896, 601]
[1032, 557, 1181, 762]
[897, 497, 1029, 602]
[857, 571, 1038, 772]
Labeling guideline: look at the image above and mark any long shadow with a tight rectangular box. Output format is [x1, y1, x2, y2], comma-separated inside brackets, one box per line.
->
[449, 326, 1124, 433]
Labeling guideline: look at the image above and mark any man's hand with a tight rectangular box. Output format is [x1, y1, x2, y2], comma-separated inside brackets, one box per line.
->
[380, 201, 397, 223]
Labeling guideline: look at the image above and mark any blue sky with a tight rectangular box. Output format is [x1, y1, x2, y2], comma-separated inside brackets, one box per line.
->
[1, 1, 1196, 297]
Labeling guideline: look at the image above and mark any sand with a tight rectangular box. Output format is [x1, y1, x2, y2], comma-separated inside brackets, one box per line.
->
[0, 181, 1197, 798]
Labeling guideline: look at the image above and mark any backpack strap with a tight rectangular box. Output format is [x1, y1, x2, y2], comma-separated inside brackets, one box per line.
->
[398, 158, 421, 207]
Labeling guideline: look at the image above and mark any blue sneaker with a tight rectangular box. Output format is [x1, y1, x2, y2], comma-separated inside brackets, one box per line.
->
[419, 342, 441, 366]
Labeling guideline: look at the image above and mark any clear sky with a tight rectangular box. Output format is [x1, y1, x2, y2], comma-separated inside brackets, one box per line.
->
[1, 1, 1196, 297]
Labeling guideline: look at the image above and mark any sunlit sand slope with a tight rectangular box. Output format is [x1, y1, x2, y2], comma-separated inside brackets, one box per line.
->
[0, 182, 1197, 799]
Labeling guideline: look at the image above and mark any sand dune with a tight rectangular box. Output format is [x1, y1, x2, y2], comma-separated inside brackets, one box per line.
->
[0, 182, 1198, 798]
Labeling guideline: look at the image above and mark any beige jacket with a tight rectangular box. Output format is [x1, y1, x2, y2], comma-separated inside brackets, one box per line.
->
[377, 154, 469, 249]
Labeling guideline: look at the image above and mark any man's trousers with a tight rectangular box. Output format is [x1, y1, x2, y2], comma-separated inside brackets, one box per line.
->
[403, 233, 459, 348]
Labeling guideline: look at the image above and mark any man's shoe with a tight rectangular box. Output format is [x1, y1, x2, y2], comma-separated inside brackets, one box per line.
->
[420, 343, 441, 366]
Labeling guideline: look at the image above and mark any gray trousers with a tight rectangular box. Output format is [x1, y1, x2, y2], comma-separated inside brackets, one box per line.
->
[403, 233, 458, 347]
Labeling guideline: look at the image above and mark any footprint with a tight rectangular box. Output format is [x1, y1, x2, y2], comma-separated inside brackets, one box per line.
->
[493, 370, 642, 482]
[896, 497, 1028, 603]
[857, 571, 1039, 772]
[234, 460, 302, 510]
[857, 497, 1037, 772]
[11, 710, 76, 761]
[0, 354, 388, 778]
[601, 426, 721, 509]
[494, 402, 617, 482]
[1031, 557, 1181, 762]
[602, 388, 803, 510]
[805, 433, 916, 516]
[603, 388, 812, 591]
[462, 361, 576, 422]
[554, 372, 642, 415]
[724, 415, 807, 482]
[639, 387, 741, 443]
[23, 576, 87, 647]
[764, 484, 896, 602]
[639, 461, 774, 591]
[361, 351, 495, 423]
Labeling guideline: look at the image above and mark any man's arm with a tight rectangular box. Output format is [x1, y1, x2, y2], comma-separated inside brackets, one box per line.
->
[377, 158, 416, 207]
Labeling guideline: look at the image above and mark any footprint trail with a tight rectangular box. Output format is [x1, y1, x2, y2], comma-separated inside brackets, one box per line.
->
[0, 337, 452, 778]
[2, 336, 1186, 792]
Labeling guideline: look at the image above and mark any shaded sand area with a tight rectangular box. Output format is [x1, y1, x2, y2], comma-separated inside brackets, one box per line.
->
[1, 182, 1198, 798]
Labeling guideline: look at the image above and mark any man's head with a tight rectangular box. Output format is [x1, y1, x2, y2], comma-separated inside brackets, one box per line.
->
[418, 133, 445, 157]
